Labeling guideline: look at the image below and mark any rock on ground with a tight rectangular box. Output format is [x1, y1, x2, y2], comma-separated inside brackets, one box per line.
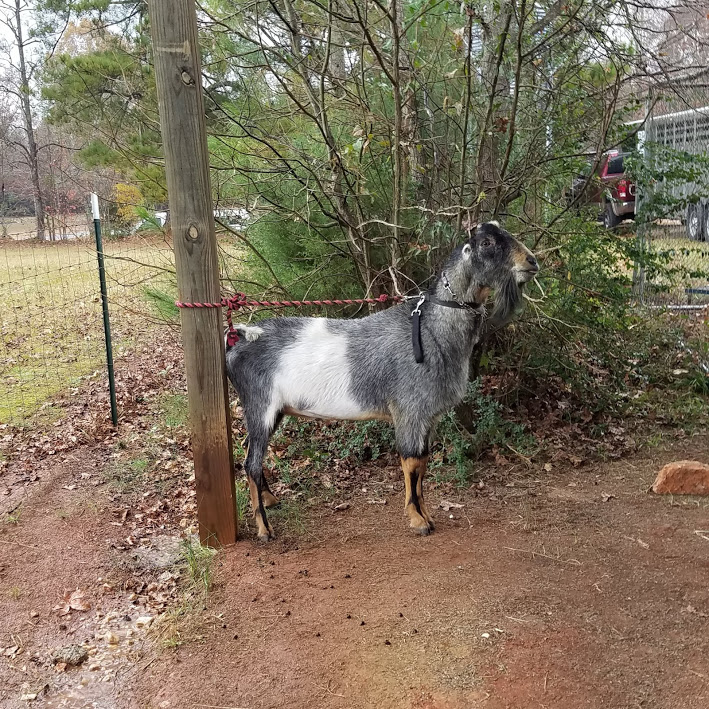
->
[652, 460, 709, 495]
[51, 645, 89, 667]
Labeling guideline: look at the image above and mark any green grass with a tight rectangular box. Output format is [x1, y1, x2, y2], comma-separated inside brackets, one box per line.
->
[643, 229, 709, 303]
[104, 455, 151, 492]
[0, 236, 177, 423]
[3, 506, 21, 525]
[267, 496, 309, 536]
[235, 477, 250, 521]
[152, 538, 219, 650]
[180, 537, 217, 595]
[1, 233, 245, 424]
[160, 393, 189, 428]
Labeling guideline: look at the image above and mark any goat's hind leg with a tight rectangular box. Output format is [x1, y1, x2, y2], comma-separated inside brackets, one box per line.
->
[244, 419, 276, 542]
[261, 480, 279, 509]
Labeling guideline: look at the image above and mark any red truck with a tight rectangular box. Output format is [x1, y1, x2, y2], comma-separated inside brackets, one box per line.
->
[568, 151, 637, 228]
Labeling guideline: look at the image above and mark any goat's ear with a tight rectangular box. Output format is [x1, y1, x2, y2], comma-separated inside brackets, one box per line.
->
[462, 243, 472, 259]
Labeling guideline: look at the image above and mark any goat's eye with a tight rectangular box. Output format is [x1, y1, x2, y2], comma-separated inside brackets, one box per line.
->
[481, 239, 492, 248]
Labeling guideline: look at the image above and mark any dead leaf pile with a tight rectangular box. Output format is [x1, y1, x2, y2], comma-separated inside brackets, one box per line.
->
[54, 589, 91, 617]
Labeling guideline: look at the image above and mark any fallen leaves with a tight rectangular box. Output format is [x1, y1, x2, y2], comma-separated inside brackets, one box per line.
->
[439, 500, 465, 511]
[54, 588, 91, 616]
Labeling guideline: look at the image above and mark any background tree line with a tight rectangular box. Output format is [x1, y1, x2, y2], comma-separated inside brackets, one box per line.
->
[2, 0, 708, 415]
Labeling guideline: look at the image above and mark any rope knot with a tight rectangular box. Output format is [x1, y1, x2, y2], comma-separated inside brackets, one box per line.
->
[224, 292, 247, 346]
[376, 294, 389, 303]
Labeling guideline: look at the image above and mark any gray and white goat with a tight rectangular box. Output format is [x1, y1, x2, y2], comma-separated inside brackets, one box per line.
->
[225, 222, 538, 540]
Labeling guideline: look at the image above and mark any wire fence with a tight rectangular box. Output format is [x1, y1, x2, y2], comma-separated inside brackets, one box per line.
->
[635, 80, 709, 307]
[0, 211, 178, 425]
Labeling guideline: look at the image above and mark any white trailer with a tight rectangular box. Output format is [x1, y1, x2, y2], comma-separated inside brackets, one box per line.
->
[639, 105, 709, 240]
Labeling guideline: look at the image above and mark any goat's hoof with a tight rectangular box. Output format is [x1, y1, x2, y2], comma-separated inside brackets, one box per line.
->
[256, 524, 274, 542]
[411, 522, 433, 536]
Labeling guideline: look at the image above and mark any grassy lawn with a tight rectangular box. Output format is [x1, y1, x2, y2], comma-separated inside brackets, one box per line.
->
[1, 231, 246, 424]
[0, 235, 175, 423]
[642, 225, 709, 304]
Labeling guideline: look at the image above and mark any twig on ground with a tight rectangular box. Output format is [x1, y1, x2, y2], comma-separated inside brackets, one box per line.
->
[313, 680, 345, 698]
[0, 538, 37, 550]
[504, 615, 531, 623]
[503, 546, 581, 565]
[505, 443, 533, 467]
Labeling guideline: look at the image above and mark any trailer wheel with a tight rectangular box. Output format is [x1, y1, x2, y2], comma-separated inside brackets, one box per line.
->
[687, 204, 703, 241]
[702, 204, 709, 242]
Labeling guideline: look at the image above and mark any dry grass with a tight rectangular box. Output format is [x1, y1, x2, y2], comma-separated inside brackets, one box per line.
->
[0, 228, 245, 424]
[0, 234, 175, 423]
[644, 226, 709, 303]
[0, 215, 89, 240]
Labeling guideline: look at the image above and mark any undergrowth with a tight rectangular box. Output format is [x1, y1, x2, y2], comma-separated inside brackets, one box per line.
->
[431, 381, 537, 487]
[154, 537, 218, 650]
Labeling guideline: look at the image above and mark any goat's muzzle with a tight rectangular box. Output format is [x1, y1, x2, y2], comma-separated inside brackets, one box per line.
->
[513, 247, 539, 285]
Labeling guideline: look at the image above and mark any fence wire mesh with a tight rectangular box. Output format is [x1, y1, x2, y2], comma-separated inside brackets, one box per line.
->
[635, 77, 709, 307]
[0, 210, 177, 425]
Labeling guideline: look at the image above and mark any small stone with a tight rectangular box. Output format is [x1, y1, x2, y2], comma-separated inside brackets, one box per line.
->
[135, 616, 154, 628]
[105, 632, 119, 645]
[51, 645, 89, 667]
[652, 461, 709, 496]
[29, 611, 39, 619]
[481, 632, 490, 639]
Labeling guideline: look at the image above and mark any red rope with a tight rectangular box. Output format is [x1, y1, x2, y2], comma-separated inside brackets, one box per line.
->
[175, 292, 403, 345]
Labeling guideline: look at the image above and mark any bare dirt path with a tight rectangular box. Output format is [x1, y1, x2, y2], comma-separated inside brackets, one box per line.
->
[141, 433, 709, 709]
[1, 432, 708, 709]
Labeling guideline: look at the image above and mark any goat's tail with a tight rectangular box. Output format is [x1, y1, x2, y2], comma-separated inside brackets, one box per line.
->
[225, 324, 264, 351]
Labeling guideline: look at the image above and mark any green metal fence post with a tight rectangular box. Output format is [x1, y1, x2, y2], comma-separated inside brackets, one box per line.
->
[91, 193, 118, 426]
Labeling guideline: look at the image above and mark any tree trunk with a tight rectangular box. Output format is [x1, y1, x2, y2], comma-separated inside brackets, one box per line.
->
[14, 0, 45, 240]
[471, 3, 514, 222]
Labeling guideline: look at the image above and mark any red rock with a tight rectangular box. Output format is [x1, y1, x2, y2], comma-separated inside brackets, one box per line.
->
[652, 461, 709, 495]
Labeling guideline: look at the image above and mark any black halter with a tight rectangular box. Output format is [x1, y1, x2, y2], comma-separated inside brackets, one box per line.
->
[410, 281, 484, 364]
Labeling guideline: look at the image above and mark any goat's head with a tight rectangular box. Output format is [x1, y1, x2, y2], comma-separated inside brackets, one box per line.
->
[444, 221, 539, 323]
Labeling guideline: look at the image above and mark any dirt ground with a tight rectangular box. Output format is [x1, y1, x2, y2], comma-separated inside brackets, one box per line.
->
[1, 424, 708, 709]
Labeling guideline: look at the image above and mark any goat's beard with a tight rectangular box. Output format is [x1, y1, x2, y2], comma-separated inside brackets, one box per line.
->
[489, 273, 524, 325]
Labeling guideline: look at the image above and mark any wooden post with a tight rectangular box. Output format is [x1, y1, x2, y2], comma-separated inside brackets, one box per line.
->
[149, 0, 237, 546]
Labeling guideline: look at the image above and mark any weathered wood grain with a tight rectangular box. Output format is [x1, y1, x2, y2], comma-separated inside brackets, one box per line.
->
[150, 0, 237, 546]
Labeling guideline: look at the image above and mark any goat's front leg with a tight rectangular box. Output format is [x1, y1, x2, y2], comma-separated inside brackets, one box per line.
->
[400, 455, 434, 535]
